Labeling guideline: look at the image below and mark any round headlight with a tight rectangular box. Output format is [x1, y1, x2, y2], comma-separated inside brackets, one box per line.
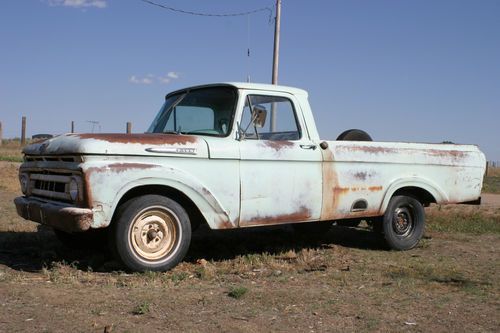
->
[69, 178, 79, 201]
[20, 174, 29, 194]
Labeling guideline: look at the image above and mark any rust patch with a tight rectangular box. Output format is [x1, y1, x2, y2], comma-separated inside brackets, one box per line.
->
[242, 205, 312, 226]
[75, 133, 198, 145]
[217, 219, 235, 229]
[83, 163, 157, 207]
[83, 172, 93, 208]
[260, 140, 295, 152]
[368, 186, 383, 192]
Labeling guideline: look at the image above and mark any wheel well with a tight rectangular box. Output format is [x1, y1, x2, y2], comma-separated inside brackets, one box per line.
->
[392, 186, 436, 207]
[112, 185, 205, 230]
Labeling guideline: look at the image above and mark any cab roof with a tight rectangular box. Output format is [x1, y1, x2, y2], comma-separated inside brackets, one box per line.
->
[166, 82, 308, 98]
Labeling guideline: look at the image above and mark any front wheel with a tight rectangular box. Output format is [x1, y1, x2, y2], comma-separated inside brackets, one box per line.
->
[111, 195, 191, 272]
[383, 196, 425, 250]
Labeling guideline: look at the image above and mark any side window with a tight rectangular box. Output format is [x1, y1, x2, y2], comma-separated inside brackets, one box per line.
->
[240, 95, 300, 141]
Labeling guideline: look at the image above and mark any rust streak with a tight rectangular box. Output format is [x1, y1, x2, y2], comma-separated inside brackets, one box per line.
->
[425, 149, 466, 159]
[339, 145, 399, 154]
[86, 163, 157, 175]
[75, 133, 198, 145]
[368, 186, 383, 192]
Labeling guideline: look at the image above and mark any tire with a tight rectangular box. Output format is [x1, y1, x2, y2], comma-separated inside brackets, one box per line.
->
[54, 228, 108, 250]
[382, 196, 425, 250]
[336, 129, 372, 141]
[110, 195, 191, 272]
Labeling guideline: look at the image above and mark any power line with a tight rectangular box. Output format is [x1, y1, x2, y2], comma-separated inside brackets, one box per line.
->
[139, 0, 273, 22]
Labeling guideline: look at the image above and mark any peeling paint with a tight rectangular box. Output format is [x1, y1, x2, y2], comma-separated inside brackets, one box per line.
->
[259, 140, 295, 152]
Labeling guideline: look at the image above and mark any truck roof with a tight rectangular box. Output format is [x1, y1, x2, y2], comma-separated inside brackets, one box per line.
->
[166, 82, 308, 98]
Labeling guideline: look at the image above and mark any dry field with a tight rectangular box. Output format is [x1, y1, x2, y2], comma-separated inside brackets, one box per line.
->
[0, 160, 499, 332]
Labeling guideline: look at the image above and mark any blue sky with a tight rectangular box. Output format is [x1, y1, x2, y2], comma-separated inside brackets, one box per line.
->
[1, 0, 499, 160]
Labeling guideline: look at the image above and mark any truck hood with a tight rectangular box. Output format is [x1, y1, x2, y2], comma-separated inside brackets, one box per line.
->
[22, 133, 209, 158]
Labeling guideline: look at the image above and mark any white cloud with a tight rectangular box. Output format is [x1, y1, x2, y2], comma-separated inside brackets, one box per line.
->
[129, 75, 153, 85]
[47, 0, 107, 9]
[167, 72, 179, 79]
[130, 72, 181, 85]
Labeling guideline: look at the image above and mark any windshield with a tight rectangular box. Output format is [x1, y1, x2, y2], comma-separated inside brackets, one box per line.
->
[147, 86, 237, 137]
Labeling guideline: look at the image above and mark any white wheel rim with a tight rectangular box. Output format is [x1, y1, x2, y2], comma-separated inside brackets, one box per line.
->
[129, 206, 180, 262]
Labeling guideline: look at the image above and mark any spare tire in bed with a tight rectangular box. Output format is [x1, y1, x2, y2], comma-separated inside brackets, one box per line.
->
[336, 129, 372, 141]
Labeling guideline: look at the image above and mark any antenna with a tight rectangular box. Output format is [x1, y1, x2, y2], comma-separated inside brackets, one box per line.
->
[86, 120, 101, 133]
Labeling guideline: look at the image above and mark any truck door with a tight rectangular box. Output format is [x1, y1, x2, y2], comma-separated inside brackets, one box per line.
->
[238, 92, 323, 227]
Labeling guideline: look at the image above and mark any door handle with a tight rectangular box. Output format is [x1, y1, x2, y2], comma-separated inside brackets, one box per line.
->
[300, 144, 317, 150]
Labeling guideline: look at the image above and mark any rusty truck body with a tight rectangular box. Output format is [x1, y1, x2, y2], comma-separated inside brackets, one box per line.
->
[14, 83, 486, 271]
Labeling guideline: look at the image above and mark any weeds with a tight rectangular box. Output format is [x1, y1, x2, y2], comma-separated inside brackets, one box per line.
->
[227, 286, 248, 299]
[132, 301, 151, 315]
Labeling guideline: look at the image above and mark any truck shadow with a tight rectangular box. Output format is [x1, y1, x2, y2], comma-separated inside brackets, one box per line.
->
[0, 224, 386, 273]
[187, 224, 387, 263]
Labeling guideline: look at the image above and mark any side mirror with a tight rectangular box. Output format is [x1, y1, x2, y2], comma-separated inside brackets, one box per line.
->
[252, 105, 267, 128]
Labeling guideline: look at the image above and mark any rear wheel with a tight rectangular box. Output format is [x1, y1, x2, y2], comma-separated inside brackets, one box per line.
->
[110, 195, 191, 272]
[382, 195, 425, 250]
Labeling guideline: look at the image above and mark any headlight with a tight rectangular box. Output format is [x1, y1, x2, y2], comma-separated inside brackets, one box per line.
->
[20, 174, 29, 194]
[69, 178, 79, 201]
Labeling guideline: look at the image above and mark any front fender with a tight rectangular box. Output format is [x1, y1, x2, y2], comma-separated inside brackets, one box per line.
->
[83, 162, 231, 229]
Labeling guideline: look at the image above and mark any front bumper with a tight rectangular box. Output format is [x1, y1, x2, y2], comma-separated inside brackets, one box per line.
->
[14, 196, 93, 232]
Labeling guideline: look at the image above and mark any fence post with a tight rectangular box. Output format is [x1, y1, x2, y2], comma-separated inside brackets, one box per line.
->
[21, 116, 26, 145]
[71, 121, 75, 133]
[126, 122, 132, 134]
[0, 121, 3, 147]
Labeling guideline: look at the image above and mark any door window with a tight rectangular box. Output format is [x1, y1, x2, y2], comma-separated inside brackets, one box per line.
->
[240, 95, 300, 141]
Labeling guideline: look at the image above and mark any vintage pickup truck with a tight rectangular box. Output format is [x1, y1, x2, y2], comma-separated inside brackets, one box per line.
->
[15, 83, 486, 271]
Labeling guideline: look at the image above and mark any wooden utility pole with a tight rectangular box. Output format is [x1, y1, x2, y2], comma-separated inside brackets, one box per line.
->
[126, 122, 132, 134]
[71, 121, 75, 133]
[0, 121, 3, 147]
[21, 116, 26, 145]
[270, 0, 281, 132]
[272, 0, 281, 86]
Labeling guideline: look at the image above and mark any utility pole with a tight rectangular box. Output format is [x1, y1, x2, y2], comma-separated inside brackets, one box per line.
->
[21, 116, 26, 145]
[270, 0, 281, 132]
[272, 0, 281, 85]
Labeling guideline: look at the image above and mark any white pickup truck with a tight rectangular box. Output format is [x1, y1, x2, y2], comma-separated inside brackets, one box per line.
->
[15, 83, 486, 271]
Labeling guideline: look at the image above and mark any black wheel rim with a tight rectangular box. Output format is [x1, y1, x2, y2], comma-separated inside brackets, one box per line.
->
[392, 206, 414, 237]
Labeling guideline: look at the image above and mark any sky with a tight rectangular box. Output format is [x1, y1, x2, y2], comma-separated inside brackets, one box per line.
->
[1, 0, 499, 160]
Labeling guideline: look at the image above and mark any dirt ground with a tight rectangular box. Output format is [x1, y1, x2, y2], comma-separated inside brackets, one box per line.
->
[0, 161, 499, 332]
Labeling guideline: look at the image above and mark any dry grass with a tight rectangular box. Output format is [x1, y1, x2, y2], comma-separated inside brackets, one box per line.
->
[426, 204, 500, 234]
[484, 167, 500, 193]
[0, 140, 24, 162]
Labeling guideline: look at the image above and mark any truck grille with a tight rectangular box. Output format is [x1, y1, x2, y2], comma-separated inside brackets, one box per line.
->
[31, 173, 72, 201]
[20, 155, 84, 204]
